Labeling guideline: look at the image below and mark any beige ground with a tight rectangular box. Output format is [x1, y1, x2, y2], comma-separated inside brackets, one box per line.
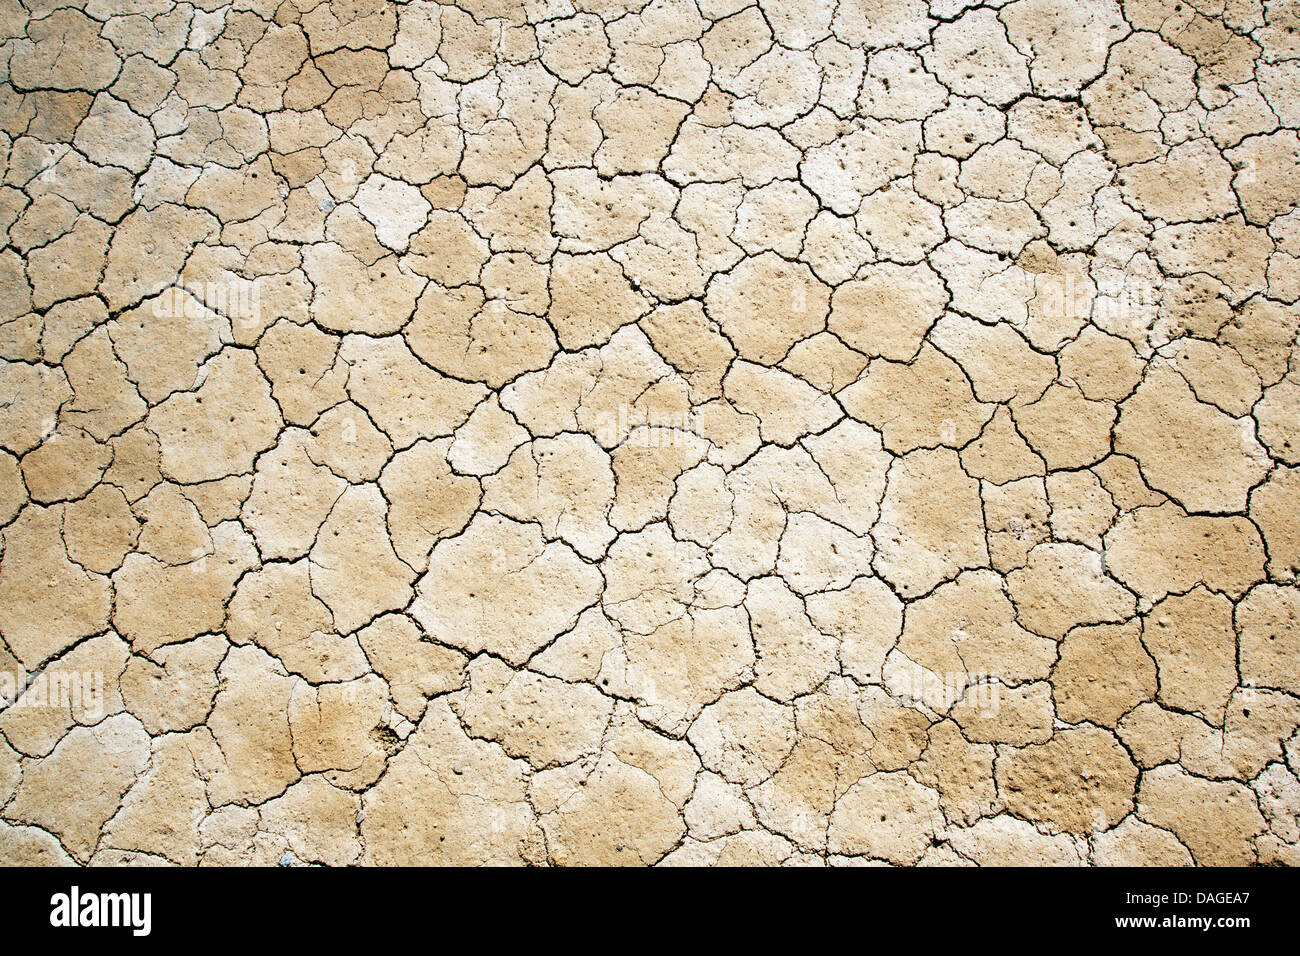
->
[0, 0, 1298, 867]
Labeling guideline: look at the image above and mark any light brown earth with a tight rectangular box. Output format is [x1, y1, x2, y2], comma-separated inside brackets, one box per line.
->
[0, 0, 1298, 867]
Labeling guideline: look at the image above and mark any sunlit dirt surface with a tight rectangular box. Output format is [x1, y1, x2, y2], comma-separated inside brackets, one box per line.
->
[1, 0, 1299, 866]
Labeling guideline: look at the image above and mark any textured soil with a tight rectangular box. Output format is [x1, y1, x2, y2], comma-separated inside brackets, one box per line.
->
[0, 0, 1299, 866]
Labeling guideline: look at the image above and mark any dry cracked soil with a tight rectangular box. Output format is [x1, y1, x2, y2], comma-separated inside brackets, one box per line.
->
[0, 0, 1298, 868]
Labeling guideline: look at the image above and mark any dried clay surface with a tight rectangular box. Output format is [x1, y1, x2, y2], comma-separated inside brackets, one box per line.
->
[0, 0, 1299, 867]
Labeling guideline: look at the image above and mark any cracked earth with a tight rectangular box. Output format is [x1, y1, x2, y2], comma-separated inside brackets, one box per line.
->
[0, 0, 1298, 868]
